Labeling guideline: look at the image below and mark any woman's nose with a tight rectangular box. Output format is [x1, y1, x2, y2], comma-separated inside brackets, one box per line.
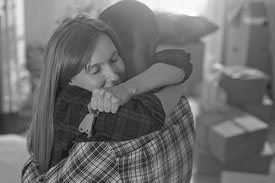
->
[105, 65, 120, 83]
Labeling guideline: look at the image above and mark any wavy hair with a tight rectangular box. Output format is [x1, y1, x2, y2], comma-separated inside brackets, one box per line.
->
[27, 14, 123, 173]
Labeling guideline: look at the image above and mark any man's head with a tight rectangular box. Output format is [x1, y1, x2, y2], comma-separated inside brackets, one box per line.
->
[99, 0, 159, 80]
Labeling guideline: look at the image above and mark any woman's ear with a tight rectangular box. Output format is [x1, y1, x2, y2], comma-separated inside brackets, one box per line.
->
[69, 77, 78, 87]
[68, 80, 75, 86]
[68, 70, 83, 87]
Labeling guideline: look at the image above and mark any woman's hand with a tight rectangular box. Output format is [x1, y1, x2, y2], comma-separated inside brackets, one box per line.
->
[89, 88, 120, 113]
[88, 84, 133, 113]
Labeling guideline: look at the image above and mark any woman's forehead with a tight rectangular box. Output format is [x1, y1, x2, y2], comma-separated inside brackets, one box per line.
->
[89, 34, 117, 65]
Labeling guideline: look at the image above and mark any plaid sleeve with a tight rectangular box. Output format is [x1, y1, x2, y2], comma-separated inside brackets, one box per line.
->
[154, 49, 193, 83]
[92, 93, 165, 141]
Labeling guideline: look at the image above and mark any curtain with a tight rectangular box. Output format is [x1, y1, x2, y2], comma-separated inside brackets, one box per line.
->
[202, 0, 227, 80]
[0, 0, 28, 113]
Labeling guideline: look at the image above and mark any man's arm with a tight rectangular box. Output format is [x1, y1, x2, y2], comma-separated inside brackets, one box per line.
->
[121, 62, 185, 99]
[90, 62, 186, 113]
[90, 49, 192, 116]
[124, 49, 192, 97]
[154, 83, 186, 117]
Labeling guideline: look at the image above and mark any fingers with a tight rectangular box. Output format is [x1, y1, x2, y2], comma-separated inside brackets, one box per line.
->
[111, 98, 120, 113]
[103, 92, 112, 113]
[89, 89, 121, 113]
[87, 103, 92, 114]
[97, 90, 104, 112]
[90, 89, 99, 111]
[105, 92, 120, 113]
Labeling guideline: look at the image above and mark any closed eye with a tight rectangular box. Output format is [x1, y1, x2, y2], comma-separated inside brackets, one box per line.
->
[110, 58, 118, 63]
[110, 50, 119, 63]
[86, 64, 101, 75]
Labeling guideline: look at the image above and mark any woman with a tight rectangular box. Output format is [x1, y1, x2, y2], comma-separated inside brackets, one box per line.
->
[26, 13, 188, 175]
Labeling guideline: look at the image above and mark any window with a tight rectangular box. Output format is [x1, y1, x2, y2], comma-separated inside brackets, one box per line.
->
[137, 0, 208, 16]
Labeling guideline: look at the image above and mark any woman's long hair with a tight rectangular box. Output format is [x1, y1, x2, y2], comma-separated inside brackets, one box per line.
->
[27, 14, 124, 173]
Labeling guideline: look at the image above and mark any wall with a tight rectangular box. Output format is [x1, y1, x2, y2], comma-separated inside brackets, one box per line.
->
[24, 0, 113, 46]
[203, 0, 274, 79]
[25, 0, 78, 45]
[25, 0, 55, 45]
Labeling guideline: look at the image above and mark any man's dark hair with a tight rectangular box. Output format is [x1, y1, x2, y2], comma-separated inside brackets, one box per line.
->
[99, 0, 159, 80]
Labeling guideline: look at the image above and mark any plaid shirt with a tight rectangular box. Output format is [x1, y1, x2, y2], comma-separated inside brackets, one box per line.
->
[22, 49, 195, 182]
[22, 96, 195, 183]
[51, 85, 165, 168]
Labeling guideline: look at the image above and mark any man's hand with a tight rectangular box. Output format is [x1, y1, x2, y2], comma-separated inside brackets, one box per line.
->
[88, 84, 134, 113]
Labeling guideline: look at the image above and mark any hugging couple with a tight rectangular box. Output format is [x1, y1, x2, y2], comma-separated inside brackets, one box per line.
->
[23, 1, 195, 182]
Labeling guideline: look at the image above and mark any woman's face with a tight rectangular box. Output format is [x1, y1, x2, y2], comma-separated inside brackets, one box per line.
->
[70, 34, 125, 91]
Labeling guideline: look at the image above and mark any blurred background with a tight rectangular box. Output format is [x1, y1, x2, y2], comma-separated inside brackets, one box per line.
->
[0, 0, 274, 182]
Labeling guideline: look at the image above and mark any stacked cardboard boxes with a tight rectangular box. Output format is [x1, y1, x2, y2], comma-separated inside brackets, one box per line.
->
[194, 65, 274, 178]
[219, 66, 269, 105]
[219, 65, 274, 126]
[239, 95, 273, 125]
[222, 0, 275, 127]
[197, 1, 275, 181]
[208, 114, 268, 162]
[194, 107, 273, 176]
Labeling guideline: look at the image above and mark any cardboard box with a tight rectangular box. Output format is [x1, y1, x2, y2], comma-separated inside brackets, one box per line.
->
[239, 95, 274, 125]
[221, 171, 274, 183]
[196, 107, 244, 147]
[194, 142, 273, 175]
[224, 142, 273, 174]
[208, 114, 269, 162]
[196, 112, 226, 147]
[219, 66, 268, 105]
